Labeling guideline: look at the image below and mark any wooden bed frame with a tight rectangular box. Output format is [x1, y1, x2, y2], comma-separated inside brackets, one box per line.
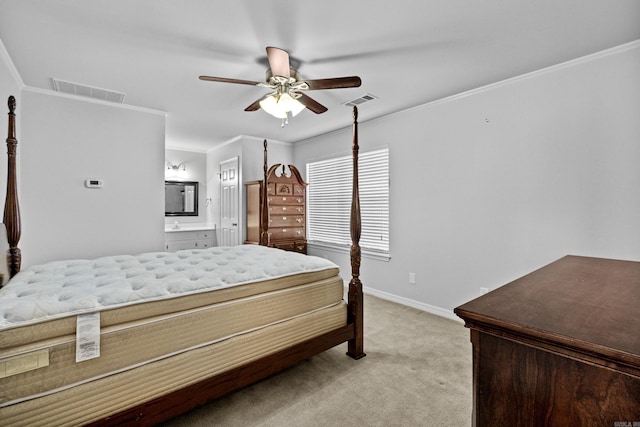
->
[3, 95, 365, 426]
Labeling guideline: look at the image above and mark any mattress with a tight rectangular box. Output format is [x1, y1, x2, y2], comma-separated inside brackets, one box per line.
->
[0, 245, 345, 422]
[1, 302, 347, 426]
[0, 245, 339, 332]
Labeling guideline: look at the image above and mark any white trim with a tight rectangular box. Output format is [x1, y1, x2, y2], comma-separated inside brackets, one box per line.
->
[165, 145, 210, 154]
[296, 39, 640, 144]
[407, 39, 640, 114]
[363, 286, 463, 323]
[23, 86, 167, 116]
[0, 38, 25, 88]
[204, 134, 293, 154]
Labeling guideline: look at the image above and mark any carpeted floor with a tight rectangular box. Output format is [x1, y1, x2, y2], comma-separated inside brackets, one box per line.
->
[158, 294, 473, 426]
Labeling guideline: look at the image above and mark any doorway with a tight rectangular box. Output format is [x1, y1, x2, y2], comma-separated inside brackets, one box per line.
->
[219, 157, 240, 246]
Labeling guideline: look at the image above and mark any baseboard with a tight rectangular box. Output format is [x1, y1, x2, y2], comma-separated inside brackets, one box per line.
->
[363, 286, 463, 323]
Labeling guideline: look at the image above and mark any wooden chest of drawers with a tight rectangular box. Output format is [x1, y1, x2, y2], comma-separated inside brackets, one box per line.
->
[245, 164, 307, 254]
[455, 256, 640, 426]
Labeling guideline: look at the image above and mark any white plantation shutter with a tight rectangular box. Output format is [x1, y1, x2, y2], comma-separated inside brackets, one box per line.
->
[307, 148, 389, 254]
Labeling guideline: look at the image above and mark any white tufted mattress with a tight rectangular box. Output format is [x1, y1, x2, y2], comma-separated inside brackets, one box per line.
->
[0, 245, 346, 423]
[0, 244, 339, 331]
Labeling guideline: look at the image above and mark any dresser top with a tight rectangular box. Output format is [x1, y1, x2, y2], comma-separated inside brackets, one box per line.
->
[455, 255, 640, 368]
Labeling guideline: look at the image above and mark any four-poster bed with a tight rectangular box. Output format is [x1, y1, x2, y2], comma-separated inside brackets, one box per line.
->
[0, 96, 365, 426]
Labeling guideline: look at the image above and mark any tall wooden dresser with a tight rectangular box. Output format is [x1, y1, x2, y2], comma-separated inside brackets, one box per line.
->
[455, 256, 640, 426]
[245, 164, 307, 254]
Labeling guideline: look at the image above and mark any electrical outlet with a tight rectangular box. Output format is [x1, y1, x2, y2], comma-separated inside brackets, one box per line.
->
[409, 272, 416, 285]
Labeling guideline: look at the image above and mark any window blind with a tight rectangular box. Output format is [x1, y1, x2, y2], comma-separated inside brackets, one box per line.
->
[307, 148, 389, 254]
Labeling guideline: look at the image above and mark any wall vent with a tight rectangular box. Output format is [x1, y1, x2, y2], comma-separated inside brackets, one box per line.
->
[51, 78, 126, 103]
[343, 93, 378, 107]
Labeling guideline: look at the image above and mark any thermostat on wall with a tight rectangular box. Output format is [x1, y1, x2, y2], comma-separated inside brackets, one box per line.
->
[85, 179, 104, 188]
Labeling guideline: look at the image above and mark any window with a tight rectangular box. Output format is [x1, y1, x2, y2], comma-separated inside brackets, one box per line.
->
[307, 148, 389, 256]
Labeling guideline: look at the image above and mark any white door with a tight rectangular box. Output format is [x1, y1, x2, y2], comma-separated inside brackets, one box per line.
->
[219, 157, 240, 246]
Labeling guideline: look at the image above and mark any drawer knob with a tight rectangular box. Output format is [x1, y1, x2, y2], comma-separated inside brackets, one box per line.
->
[282, 216, 287, 221]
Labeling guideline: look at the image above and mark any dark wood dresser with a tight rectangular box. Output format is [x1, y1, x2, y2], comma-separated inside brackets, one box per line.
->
[455, 255, 640, 426]
[245, 164, 307, 254]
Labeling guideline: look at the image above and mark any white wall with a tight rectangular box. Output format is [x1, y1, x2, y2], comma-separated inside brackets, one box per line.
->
[19, 90, 166, 267]
[293, 42, 640, 318]
[206, 135, 293, 243]
[0, 38, 23, 218]
[164, 148, 208, 225]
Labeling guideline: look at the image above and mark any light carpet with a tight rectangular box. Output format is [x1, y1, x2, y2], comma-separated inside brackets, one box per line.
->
[159, 294, 473, 426]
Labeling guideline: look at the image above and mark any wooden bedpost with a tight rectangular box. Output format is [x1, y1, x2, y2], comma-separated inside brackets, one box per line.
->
[4, 95, 21, 278]
[347, 106, 365, 359]
[260, 139, 270, 246]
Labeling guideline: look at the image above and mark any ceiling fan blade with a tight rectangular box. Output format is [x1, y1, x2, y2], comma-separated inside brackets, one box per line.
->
[244, 98, 262, 112]
[199, 76, 263, 86]
[297, 93, 328, 114]
[266, 46, 290, 78]
[302, 76, 362, 90]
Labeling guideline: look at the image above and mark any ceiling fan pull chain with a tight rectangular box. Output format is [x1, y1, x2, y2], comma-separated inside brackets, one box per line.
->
[280, 112, 291, 128]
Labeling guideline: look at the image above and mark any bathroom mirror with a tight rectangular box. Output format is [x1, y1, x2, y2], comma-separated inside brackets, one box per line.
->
[165, 181, 199, 216]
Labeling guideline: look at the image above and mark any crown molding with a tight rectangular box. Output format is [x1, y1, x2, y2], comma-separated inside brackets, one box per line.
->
[0, 38, 25, 89]
[298, 39, 640, 144]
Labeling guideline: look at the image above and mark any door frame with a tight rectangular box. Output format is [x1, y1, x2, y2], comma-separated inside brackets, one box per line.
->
[219, 156, 241, 246]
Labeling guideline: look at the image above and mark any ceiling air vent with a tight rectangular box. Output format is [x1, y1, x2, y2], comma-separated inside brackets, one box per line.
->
[343, 93, 378, 108]
[51, 78, 126, 103]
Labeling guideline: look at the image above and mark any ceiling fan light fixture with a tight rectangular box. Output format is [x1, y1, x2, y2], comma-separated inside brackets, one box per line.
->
[259, 92, 305, 119]
[200, 46, 361, 119]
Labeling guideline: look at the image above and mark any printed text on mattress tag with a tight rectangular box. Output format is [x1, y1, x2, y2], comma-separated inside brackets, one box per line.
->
[76, 312, 101, 362]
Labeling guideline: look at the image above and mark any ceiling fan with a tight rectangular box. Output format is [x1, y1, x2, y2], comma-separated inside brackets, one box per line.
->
[199, 46, 361, 125]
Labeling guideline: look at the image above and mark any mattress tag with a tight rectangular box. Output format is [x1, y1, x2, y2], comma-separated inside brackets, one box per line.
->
[76, 313, 101, 362]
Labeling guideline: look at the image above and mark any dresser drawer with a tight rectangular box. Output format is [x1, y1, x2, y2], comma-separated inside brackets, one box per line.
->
[270, 227, 305, 239]
[165, 231, 198, 242]
[267, 183, 305, 196]
[269, 214, 304, 227]
[268, 197, 304, 206]
[196, 238, 215, 249]
[166, 240, 196, 252]
[197, 230, 214, 240]
[273, 241, 307, 254]
[269, 205, 305, 215]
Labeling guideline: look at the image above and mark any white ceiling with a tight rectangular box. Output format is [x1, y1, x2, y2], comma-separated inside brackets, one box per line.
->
[1, 1, 639, 152]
